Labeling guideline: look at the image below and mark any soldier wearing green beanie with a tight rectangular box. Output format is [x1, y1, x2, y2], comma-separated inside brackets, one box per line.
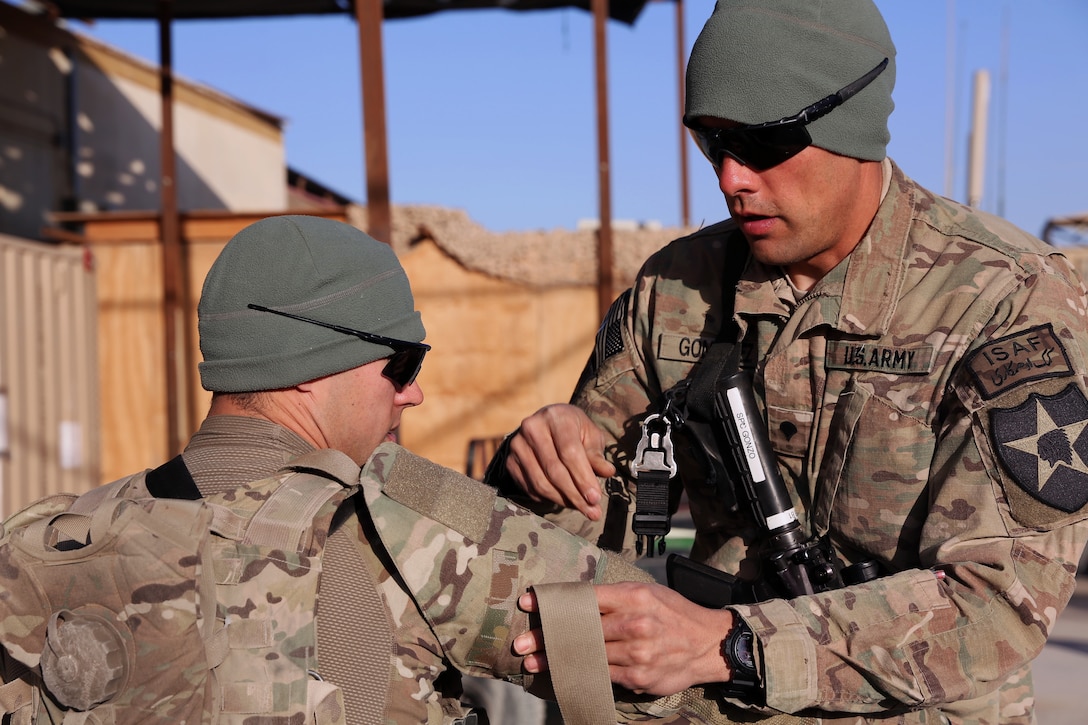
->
[197, 214, 426, 394]
[684, 0, 895, 163]
[28, 214, 706, 725]
[496, 1, 1088, 723]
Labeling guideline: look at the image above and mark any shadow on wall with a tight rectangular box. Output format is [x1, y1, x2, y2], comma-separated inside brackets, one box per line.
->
[0, 17, 226, 241]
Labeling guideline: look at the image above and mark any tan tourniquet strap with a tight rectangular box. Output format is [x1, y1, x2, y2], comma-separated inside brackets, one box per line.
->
[533, 581, 617, 725]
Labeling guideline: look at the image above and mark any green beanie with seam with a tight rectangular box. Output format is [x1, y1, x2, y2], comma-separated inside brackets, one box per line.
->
[684, 0, 896, 161]
[197, 215, 425, 393]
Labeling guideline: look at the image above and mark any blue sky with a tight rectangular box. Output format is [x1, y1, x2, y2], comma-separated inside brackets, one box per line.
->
[70, 0, 1088, 241]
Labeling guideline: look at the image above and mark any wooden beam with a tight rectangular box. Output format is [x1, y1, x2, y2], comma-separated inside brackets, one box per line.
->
[157, 0, 186, 456]
[47, 209, 350, 244]
[593, 0, 614, 319]
[676, 0, 690, 228]
[356, 0, 393, 245]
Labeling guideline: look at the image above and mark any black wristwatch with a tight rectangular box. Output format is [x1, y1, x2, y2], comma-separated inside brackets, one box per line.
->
[720, 617, 762, 700]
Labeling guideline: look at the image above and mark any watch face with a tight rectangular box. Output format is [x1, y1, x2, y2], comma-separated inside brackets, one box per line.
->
[731, 628, 756, 672]
[721, 622, 761, 698]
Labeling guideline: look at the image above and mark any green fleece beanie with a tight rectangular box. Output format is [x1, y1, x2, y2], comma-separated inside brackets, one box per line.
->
[197, 215, 425, 393]
[685, 0, 896, 161]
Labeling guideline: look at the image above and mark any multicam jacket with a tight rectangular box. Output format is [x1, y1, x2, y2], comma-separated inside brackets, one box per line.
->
[0, 416, 672, 725]
[177, 416, 656, 724]
[506, 160, 1088, 723]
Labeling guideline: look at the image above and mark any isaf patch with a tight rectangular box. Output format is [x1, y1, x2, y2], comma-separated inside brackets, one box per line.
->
[968, 323, 1073, 400]
[990, 384, 1088, 516]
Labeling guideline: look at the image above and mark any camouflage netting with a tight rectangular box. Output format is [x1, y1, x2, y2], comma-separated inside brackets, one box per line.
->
[348, 204, 701, 288]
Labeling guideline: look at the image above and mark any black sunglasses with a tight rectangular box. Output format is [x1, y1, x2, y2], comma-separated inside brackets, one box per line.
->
[687, 58, 889, 171]
[247, 303, 430, 389]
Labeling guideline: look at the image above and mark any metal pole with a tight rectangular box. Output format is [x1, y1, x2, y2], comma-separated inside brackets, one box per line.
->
[966, 69, 990, 209]
[158, 0, 183, 456]
[943, 0, 955, 198]
[996, 8, 1009, 218]
[593, 0, 613, 319]
[676, 0, 689, 228]
[356, 0, 393, 244]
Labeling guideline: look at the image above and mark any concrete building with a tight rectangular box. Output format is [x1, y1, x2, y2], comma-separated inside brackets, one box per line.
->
[1, 1, 287, 240]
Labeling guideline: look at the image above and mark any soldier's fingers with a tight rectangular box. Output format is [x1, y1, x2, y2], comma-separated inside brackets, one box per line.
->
[514, 415, 602, 520]
[507, 435, 589, 516]
[517, 591, 539, 613]
[505, 437, 554, 501]
[595, 581, 642, 614]
[521, 651, 550, 675]
[552, 424, 606, 511]
[507, 430, 573, 505]
[541, 406, 613, 517]
[512, 627, 545, 656]
[581, 419, 617, 480]
[587, 447, 617, 480]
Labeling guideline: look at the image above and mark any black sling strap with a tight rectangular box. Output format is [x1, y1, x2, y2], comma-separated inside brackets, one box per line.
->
[681, 336, 743, 422]
[633, 237, 751, 551]
[668, 231, 750, 424]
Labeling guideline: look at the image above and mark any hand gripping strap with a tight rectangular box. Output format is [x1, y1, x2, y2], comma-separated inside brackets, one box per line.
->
[532, 581, 616, 725]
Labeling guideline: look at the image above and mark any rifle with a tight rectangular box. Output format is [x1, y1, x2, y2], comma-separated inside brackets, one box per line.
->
[666, 370, 878, 608]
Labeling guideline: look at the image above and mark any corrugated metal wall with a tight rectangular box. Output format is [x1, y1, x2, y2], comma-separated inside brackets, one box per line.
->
[0, 233, 99, 518]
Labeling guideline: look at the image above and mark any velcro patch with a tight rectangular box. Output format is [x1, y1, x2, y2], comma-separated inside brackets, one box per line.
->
[657, 333, 714, 364]
[594, 289, 630, 365]
[825, 342, 934, 374]
[990, 384, 1088, 519]
[968, 323, 1073, 400]
[383, 447, 495, 541]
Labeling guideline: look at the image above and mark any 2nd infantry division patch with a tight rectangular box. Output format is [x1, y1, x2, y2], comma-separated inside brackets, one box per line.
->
[990, 384, 1088, 519]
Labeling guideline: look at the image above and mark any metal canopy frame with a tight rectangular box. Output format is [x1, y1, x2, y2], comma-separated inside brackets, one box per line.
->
[45, 0, 652, 23]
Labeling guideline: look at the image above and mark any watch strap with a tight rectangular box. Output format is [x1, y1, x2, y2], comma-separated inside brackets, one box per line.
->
[719, 617, 763, 702]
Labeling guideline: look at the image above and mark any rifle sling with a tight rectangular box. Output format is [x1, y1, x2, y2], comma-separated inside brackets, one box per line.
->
[653, 246, 747, 518]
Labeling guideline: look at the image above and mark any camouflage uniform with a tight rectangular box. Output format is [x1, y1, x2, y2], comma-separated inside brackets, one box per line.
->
[5, 418, 715, 724]
[501, 160, 1088, 723]
[176, 415, 656, 725]
[164, 415, 467, 723]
